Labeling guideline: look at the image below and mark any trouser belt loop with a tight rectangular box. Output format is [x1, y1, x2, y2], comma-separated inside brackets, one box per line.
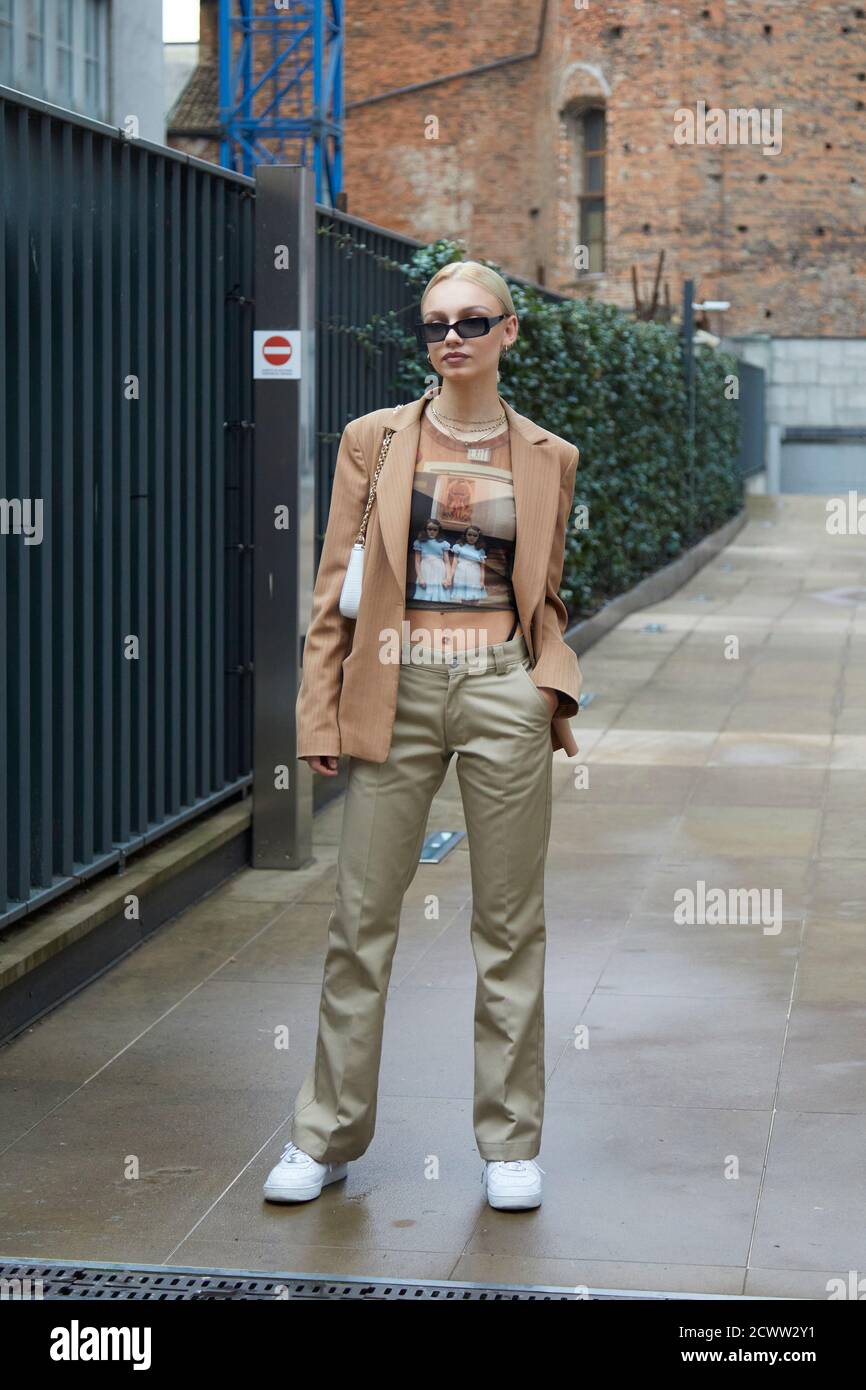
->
[493, 645, 509, 675]
[500, 612, 521, 673]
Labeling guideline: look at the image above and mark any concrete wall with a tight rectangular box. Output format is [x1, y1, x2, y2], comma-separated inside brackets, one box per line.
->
[723, 336, 866, 493]
[110, 0, 165, 143]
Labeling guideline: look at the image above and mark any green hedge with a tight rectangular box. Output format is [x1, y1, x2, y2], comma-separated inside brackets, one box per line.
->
[377, 241, 743, 623]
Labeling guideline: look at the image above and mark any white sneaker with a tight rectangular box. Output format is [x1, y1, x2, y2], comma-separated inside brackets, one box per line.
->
[482, 1158, 545, 1210]
[263, 1140, 349, 1203]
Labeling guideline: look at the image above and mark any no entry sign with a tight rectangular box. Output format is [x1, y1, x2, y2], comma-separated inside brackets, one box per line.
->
[253, 329, 302, 379]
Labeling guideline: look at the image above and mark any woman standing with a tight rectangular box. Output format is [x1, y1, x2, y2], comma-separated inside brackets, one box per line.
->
[264, 261, 582, 1211]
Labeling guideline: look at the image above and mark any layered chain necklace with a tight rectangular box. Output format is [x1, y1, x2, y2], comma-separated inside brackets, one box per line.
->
[428, 397, 507, 462]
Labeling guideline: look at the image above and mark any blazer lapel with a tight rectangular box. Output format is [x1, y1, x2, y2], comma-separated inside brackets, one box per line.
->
[374, 387, 561, 663]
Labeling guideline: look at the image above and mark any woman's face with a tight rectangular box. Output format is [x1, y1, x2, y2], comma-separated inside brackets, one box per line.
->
[421, 281, 517, 386]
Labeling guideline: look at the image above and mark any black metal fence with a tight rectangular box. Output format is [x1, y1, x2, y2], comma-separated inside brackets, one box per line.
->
[314, 208, 422, 561]
[0, 83, 433, 929]
[0, 86, 255, 927]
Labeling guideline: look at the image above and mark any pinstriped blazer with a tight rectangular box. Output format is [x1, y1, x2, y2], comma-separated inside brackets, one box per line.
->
[296, 385, 583, 763]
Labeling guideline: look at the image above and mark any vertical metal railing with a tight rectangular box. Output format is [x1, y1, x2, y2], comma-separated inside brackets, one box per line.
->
[303, 207, 422, 811]
[0, 86, 255, 928]
[0, 81, 451, 926]
[313, 207, 422, 566]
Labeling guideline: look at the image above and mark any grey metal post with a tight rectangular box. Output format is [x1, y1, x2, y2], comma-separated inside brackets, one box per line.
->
[682, 277, 696, 538]
[252, 164, 315, 869]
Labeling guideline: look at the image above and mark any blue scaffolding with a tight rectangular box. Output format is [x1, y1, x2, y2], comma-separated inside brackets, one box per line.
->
[218, 0, 343, 205]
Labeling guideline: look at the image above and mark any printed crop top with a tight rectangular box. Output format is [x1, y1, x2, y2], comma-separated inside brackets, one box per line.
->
[404, 406, 517, 613]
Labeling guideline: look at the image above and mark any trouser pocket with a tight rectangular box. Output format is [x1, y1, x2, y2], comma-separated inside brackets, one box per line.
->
[514, 657, 554, 717]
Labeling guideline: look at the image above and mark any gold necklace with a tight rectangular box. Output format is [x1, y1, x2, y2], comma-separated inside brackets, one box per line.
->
[429, 401, 506, 444]
[432, 405, 505, 427]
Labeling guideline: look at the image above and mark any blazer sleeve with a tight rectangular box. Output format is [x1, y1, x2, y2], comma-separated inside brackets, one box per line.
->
[528, 444, 583, 719]
[296, 419, 370, 759]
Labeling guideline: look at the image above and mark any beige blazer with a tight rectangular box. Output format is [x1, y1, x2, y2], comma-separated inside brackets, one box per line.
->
[297, 385, 583, 763]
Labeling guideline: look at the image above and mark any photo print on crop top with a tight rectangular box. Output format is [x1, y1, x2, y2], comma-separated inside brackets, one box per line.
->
[405, 409, 517, 612]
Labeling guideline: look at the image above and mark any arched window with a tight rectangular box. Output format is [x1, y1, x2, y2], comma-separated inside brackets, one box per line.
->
[576, 106, 606, 274]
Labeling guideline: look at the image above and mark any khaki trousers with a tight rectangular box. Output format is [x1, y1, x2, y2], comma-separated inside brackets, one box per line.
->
[290, 632, 554, 1163]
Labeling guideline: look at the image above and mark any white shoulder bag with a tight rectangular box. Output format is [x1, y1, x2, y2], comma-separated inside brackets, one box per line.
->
[338, 426, 396, 619]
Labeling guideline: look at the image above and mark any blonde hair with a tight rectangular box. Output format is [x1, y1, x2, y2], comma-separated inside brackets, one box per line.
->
[420, 260, 516, 318]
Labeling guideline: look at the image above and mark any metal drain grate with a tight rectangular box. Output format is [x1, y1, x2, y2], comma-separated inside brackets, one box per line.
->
[0, 1258, 782, 1301]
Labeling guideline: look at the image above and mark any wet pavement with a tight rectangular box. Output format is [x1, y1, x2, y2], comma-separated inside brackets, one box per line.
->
[1, 494, 864, 1298]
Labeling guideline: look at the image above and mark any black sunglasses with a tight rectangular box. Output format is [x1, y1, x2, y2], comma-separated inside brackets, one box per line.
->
[414, 314, 506, 348]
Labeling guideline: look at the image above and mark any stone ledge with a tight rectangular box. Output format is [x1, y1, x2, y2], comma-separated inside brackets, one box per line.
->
[0, 800, 251, 994]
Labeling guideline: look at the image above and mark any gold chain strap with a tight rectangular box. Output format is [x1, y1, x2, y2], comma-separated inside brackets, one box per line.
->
[352, 427, 395, 547]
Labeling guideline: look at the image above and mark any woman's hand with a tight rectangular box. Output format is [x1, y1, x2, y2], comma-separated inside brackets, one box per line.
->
[537, 686, 559, 719]
[304, 755, 340, 776]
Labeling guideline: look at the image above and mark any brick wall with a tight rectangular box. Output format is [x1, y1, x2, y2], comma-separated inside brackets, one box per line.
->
[341, 0, 866, 337]
[169, 0, 866, 338]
